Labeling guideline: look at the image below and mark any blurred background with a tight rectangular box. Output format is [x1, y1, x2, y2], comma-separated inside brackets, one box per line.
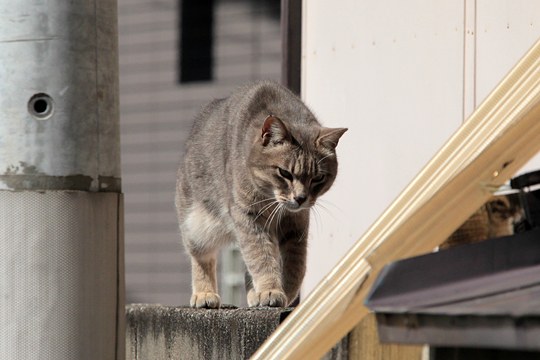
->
[119, 0, 281, 306]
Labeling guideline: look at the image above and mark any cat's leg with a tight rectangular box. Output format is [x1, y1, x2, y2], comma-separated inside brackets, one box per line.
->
[238, 230, 287, 307]
[280, 230, 308, 305]
[189, 252, 221, 308]
[180, 202, 230, 308]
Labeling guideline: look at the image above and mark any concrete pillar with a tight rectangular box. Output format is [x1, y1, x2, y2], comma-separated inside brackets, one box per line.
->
[0, 1, 123, 359]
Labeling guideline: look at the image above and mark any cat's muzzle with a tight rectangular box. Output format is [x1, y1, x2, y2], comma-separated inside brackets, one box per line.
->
[284, 196, 309, 212]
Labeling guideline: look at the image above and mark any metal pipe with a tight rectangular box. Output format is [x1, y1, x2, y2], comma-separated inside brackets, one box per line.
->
[0, 1, 120, 192]
[0, 1, 123, 359]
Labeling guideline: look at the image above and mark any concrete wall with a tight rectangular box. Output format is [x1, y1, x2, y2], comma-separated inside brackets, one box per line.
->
[302, 0, 540, 295]
[126, 304, 348, 359]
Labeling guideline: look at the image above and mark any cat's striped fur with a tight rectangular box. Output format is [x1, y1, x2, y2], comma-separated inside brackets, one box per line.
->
[175, 81, 347, 308]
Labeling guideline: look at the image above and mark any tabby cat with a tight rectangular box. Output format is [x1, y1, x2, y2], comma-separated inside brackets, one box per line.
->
[175, 81, 347, 308]
[440, 195, 521, 249]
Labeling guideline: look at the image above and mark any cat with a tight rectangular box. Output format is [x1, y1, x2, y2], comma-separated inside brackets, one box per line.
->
[175, 81, 347, 308]
[440, 195, 522, 249]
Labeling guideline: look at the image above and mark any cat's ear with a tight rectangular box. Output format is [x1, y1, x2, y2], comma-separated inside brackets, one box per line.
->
[261, 115, 291, 146]
[316, 127, 348, 150]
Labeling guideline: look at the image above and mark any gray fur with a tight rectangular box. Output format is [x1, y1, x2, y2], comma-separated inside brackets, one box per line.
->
[176, 81, 346, 308]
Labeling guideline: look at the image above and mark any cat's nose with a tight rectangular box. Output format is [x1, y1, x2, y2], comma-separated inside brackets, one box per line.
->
[294, 195, 307, 206]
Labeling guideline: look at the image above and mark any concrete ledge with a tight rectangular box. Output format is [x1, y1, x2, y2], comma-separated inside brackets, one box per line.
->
[126, 304, 348, 359]
[126, 304, 293, 360]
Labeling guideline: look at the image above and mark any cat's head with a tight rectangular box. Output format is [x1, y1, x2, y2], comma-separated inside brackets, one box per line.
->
[249, 115, 347, 213]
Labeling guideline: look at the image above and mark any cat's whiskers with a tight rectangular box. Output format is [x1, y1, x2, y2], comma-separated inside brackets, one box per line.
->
[245, 197, 275, 209]
[315, 199, 342, 221]
[263, 202, 283, 232]
[311, 205, 324, 235]
[253, 200, 280, 223]
[317, 198, 343, 213]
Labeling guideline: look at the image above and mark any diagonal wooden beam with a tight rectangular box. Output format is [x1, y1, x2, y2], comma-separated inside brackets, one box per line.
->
[252, 38, 540, 360]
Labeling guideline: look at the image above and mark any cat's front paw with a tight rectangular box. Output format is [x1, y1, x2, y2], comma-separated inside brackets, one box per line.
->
[247, 289, 287, 307]
[190, 292, 221, 308]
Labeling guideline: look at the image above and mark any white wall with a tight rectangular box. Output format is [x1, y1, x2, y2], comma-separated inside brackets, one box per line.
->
[302, 0, 540, 296]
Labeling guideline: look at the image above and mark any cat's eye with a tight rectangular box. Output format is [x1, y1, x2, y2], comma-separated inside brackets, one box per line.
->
[278, 168, 293, 181]
[312, 174, 326, 184]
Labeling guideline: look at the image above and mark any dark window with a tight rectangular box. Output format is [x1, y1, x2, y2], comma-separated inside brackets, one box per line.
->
[179, 0, 214, 83]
